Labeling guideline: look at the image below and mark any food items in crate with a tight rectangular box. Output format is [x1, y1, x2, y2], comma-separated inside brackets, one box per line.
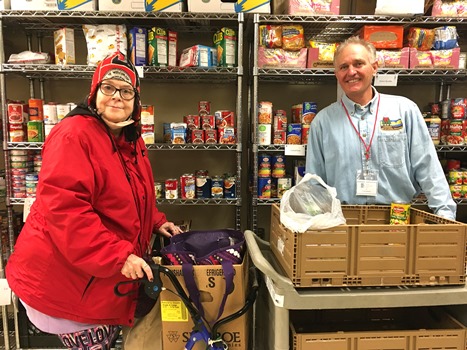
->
[389, 202, 411, 225]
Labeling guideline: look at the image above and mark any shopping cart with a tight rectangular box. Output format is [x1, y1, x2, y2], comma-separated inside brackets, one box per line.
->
[115, 259, 259, 350]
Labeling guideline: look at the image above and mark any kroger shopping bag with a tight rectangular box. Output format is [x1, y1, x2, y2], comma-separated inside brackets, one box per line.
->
[280, 173, 346, 233]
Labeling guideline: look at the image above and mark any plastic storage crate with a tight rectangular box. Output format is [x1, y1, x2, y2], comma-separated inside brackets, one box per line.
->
[270, 204, 467, 287]
[291, 307, 467, 350]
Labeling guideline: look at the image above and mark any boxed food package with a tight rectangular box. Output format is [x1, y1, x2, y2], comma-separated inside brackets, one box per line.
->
[129, 27, 147, 66]
[188, 0, 270, 13]
[376, 47, 410, 68]
[148, 27, 168, 67]
[168, 31, 178, 67]
[11, 0, 58, 10]
[269, 204, 467, 288]
[179, 45, 216, 68]
[409, 47, 460, 69]
[98, 0, 183, 12]
[273, 0, 340, 15]
[54, 28, 75, 65]
[360, 25, 404, 49]
[306, 45, 336, 68]
[432, 0, 467, 17]
[160, 256, 250, 350]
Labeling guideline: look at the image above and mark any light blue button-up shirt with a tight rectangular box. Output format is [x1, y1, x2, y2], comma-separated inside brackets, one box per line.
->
[305, 88, 456, 219]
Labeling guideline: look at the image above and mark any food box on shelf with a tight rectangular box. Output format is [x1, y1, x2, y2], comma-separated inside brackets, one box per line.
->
[291, 307, 467, 350]
[98, 0, 183, 12]
[187, 0, 270, 13]
[269, 204, 467, 287]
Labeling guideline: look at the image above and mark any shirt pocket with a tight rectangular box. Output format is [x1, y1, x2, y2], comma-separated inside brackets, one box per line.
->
[378, 133, 407, 168]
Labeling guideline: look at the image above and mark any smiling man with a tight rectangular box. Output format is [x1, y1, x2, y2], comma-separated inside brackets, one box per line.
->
[305, 36, 456, 219]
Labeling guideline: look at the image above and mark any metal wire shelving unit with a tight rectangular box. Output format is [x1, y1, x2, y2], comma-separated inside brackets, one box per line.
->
[250, 13, 467, 231]
[0, 10, 246, 349]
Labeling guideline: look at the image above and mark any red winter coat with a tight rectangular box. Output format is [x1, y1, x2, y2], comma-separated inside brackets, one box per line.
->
[6, 113, 166, 327]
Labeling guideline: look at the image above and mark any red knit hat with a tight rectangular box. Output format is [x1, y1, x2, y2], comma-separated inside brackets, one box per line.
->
[88, 51, 141, 122]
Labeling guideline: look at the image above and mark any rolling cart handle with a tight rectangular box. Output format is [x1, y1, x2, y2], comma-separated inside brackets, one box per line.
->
[244, 230, 294, 289]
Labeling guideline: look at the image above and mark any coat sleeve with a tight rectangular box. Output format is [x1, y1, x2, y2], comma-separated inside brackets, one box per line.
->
[153, 206, 167, 230]
[38, 126, 134, 278]
[407, 102, 457, 219]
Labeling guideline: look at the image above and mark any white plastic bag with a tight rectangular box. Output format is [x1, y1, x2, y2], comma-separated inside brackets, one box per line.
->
[280, 173, 346, 233]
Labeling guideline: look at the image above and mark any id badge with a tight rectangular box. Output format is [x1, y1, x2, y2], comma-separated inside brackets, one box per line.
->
[356, 170, 378, 196]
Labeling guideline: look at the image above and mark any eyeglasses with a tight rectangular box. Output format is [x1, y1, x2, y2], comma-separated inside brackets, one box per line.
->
[99, 83, 136, 100]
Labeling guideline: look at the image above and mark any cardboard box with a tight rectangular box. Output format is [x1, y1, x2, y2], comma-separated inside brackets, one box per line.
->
[307, 47, 334, 69]
[98, 0, 183, 12]
[432, 0, 467, 17]
[360, 25, 404, 49]
[54, 28, 75, 65]
[188, 0, 270, 13]
[273, 0, 340, 15]
[11, 0, 58, 10]
[409, 47, 460, 69]
[377, 47, 410, 69]
[270, 204, 467, 287]
[375, 0, 425, 15]
[0, 0, 11, 10]
[160, 257, 249, 350]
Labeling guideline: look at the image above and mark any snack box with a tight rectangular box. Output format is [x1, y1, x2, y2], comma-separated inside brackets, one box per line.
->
[359, 25, 404, 49]
[376, 47, 409, 69]
[432, 0, 467, 17]
[273, 0, 340, 15]
[409, 47, 460, 69]
[270, 204, 467, 288]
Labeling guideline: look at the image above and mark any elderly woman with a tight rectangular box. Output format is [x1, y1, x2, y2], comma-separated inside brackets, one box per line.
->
[6, 51, 181, 349]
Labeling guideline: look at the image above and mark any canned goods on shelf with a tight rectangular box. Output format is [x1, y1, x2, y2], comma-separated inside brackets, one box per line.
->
[211, 176, 224, 198]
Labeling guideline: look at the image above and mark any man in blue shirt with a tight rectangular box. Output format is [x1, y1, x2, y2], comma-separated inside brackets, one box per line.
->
[305, 36, 456, 219]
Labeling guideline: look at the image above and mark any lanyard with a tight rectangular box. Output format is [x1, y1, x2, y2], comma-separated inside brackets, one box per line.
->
[341, 95, 380, 161]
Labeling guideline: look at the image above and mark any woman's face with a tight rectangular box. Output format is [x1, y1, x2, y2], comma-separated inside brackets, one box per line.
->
[95, 79, 135, 123]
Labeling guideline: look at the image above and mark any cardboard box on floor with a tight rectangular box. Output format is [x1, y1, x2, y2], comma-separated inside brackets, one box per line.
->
[160, 257, 249, 350]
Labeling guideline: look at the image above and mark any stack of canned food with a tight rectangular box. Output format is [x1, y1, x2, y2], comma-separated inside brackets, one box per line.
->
[446, 159, 467, 199]
[10, 150, 41, 199]
[7, 99, 77, 143]
[257, 153, 292, 199]
[163, 101, 236, 145]
[257, 101, 317, 145]
[155, 171, 236, 200]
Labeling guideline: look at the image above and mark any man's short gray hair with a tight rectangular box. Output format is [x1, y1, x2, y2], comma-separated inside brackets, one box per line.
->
[333, 36, 377, 66]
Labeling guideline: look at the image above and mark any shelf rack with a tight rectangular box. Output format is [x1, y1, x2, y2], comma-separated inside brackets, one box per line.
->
[0, 11, 246, 349]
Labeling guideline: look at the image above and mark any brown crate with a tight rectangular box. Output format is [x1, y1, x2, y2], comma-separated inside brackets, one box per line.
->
[270, 204, 467, 287]
[291, 307, 466, 350]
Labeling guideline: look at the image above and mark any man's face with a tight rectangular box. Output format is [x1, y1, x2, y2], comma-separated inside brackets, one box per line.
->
[334, 43, 377, 102]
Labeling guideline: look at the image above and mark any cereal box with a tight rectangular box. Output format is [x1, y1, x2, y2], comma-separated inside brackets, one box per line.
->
[54, 28, 75, 66]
